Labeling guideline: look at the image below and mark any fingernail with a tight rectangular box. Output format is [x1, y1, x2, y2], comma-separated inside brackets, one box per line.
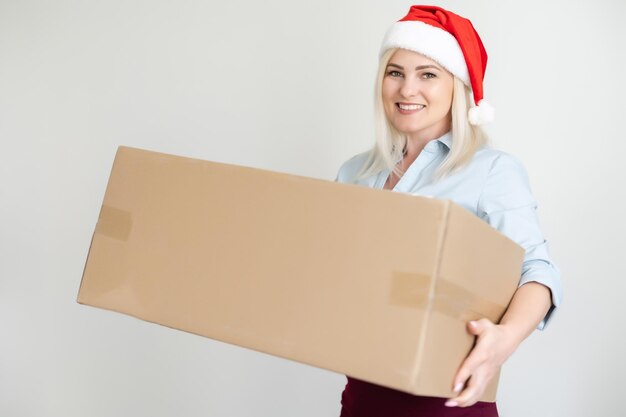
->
[445, 400, 458, 407]
[453, 382, 463, 393]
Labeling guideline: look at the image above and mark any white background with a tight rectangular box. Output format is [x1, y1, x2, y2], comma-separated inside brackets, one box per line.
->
[1, 0, 624, 416]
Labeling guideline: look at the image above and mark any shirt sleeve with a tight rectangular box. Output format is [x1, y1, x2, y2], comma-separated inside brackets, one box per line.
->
[477, 153, 562, 330]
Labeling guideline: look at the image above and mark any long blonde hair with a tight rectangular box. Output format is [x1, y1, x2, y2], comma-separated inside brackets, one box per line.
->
[356, 48, 488, 181]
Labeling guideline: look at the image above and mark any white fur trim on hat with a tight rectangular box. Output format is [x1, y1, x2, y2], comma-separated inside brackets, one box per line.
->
[380, 20, 470, 86]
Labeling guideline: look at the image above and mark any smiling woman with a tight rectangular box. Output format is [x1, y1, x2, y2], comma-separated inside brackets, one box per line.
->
[380, 49, 455, 189]
[381, 50, 454, 146]
[335, 5, 562, 417]
[375, 48, 487, 190]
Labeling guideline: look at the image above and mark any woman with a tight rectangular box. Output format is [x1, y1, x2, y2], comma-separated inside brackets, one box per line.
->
[335, 5, 562, 417]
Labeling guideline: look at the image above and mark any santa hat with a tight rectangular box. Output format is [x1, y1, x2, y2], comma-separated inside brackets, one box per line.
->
[380, 5, 494, 125]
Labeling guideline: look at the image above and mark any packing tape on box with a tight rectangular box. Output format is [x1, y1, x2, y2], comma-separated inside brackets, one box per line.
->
[390, 272, 505, 322]
[96, 205, 132, 241]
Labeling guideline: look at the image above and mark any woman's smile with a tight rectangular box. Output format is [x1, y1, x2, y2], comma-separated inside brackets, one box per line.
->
[396, 102, 426, 114]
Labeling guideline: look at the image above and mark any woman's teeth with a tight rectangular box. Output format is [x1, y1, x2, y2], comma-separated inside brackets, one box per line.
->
[398, 103, 424, 110]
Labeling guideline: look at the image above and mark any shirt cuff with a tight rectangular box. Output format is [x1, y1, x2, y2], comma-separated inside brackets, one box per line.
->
[519, 260, 562, 330]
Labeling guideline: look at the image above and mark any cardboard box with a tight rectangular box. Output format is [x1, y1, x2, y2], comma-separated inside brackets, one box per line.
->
[78, 146, 523, 401]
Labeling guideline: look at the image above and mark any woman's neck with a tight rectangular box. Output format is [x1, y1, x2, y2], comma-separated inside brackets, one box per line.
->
[404, 129, 450, 159]
[404, 119, 451, 157]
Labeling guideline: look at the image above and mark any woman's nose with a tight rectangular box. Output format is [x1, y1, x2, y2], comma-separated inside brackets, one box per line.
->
[400, 78, 419, 98]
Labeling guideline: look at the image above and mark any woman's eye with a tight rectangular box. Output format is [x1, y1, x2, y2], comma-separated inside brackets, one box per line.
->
[422, 72, 437, 79]
[387, 70, 403, 77]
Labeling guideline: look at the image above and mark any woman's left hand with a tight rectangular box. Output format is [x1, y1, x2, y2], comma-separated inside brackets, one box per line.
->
[444, 318, 519, 408]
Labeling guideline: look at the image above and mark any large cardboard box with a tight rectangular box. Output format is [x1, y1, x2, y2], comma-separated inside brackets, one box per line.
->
[78, 146, 524, 401]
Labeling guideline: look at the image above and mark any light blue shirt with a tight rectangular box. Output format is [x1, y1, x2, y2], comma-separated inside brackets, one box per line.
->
[335, 132, 561, 329]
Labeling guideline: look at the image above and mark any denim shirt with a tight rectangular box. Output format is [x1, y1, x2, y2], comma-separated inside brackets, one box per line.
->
[335, 132, 562, 329]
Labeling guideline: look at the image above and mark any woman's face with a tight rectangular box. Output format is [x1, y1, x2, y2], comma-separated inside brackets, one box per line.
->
[382, 49, 454, 142]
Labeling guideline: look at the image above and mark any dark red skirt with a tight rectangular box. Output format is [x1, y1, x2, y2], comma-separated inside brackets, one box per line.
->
[340, 377, 499, 417]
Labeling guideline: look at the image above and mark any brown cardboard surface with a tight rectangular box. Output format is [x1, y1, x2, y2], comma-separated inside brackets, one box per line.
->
[78, 146, 524, 401]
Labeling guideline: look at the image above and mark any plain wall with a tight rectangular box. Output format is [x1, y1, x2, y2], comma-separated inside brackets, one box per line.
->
[1, 0, 624, 416]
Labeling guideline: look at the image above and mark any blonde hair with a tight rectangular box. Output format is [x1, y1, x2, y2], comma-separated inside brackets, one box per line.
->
[356, 48, 488, 181]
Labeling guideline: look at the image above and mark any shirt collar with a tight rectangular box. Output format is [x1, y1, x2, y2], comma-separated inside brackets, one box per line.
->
[436, 131, 452, 150]
[393, 131, 453, 164]
[421, 131, 452, 154]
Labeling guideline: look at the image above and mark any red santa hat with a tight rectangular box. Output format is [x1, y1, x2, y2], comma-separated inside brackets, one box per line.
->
[380, 5, 494, 125]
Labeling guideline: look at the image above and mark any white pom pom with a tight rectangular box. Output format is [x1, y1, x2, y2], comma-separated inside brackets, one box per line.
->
[468, 99, 495, 125]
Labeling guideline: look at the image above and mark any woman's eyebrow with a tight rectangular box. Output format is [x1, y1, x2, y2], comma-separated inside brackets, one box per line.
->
[387, 63, 442, 71]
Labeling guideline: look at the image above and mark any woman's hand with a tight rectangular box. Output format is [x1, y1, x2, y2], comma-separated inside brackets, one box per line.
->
[444, 282, 553, 408]
[444, 319, 519, 408]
